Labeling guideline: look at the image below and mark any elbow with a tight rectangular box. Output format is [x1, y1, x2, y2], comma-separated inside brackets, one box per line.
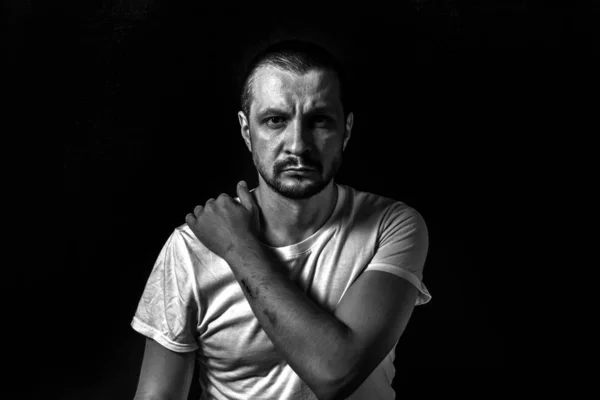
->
[313, 366, 361, 400]
[312, 329, 362, 399]
[313, 381, 357, 400]
[312, 385, 345, 400]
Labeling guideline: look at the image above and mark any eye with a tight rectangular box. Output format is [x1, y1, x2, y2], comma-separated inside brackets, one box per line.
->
[265, 116, 286, 128]
[313, 115, 333, 128]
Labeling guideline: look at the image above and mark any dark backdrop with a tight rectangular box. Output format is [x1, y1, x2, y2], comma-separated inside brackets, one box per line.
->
[9, 0, 597, 398]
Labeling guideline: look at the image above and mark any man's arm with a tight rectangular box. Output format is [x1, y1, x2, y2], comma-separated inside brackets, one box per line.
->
[225, 239, 418, 400]
[330, 270, 418, 398]
[133, 338, 195, 400]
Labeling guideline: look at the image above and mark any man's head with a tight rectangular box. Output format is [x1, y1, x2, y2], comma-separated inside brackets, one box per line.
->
[238, 40, 354, 201]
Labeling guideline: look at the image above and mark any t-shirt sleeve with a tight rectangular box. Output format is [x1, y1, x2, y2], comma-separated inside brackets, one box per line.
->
[131, 229, 200, 352]
[365, 204, 432, 306]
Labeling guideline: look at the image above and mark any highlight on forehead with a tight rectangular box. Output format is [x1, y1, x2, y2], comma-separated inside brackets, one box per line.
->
[249, 65, 342, 117]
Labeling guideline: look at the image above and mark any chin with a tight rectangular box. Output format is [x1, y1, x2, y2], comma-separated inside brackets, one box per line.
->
[270, 174, 332, 200]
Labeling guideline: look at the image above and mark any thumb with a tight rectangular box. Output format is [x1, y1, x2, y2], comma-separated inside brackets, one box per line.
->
[237, 181, 261, 233]
[236, 181, 253, 211]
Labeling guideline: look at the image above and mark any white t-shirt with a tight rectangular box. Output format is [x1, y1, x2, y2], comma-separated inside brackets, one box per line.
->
[131, 182, 431, 399]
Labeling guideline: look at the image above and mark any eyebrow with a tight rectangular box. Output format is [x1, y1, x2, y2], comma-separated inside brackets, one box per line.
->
[255, 106, 337, 120]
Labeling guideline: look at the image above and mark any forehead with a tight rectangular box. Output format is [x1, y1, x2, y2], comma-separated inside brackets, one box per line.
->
[250, 66, 342, 115]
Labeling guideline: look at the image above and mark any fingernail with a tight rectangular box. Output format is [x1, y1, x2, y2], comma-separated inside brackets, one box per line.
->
[240, 181, 247, 187]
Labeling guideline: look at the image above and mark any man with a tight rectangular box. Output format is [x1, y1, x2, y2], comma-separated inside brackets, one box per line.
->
[131, 39, 431, 400]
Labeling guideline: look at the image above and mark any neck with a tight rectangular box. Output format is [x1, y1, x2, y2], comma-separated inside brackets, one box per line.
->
[252, 181, 338, 248]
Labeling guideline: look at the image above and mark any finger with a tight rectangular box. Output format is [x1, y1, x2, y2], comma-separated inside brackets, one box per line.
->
[193, 205, 203, 218]
[185, 213, 196, 225]
[218, 193, 230, 202]
[204, 198, 215, 210]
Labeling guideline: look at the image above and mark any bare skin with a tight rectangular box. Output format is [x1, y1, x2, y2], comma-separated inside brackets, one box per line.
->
[238, 66, 353, 248]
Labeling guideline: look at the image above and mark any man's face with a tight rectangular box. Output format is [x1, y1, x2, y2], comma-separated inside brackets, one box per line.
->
[239, 66, 353, 201]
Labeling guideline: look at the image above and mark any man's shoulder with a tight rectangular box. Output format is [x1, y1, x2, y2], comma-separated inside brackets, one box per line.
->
[342, 183, 416, 220]
[174, 223, 194, 237]
[163, 223, 216, 261]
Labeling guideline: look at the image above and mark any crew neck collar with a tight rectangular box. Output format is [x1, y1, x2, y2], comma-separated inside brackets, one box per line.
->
[246, 183, 344, 258]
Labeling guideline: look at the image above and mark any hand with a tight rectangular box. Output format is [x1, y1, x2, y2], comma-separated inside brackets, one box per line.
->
[185, 181, 261, 260]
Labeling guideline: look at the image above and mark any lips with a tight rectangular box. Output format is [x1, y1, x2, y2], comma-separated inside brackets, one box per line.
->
[284, 165, 316, 171]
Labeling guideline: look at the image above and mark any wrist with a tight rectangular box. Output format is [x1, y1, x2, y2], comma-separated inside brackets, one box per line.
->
[224, 235, 263, 265]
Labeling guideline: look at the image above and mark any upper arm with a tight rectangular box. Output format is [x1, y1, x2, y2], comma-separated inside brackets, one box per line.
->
[332, 270, 419, 397]
[134, 337, 196, 400]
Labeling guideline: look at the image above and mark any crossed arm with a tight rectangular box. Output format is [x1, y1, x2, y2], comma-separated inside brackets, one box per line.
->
[134, 238, 420, 400]
[223, 237, 419, 400]
[133, 251, 418, 400]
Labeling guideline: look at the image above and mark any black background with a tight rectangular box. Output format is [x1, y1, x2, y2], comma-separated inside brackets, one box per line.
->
[8, 0, 598, 398]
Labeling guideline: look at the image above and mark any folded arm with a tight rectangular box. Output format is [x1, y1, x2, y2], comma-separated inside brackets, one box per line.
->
[225, 239, 419, 400]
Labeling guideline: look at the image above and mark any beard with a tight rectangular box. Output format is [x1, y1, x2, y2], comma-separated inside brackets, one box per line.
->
[250, 130, 344, 201]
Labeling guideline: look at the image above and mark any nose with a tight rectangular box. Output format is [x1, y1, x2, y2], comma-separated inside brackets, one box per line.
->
[285, 118, 314, 156]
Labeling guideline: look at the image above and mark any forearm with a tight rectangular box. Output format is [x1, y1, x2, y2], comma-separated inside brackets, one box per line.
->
[225, 238, 351, 397]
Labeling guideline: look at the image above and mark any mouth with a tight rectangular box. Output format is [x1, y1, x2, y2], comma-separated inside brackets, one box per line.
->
[284, 168, 316, 174]
[284, 168, 315, 172]
[284, 165, 316, 171]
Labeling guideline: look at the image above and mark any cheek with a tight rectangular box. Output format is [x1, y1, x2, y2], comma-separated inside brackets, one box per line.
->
[322, 136, 343, 154]
[252, 141, 277, 164]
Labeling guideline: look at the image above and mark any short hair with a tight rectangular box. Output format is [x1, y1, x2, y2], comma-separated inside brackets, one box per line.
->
[240, 39, 352, 120]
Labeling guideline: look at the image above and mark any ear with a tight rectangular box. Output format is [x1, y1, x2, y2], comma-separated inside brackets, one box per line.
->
[342, 112, 354, 152]
[238, 111, 252, 153]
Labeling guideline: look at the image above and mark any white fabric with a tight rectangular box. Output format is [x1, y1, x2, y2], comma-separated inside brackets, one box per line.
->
[131, 182, 431, 399]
